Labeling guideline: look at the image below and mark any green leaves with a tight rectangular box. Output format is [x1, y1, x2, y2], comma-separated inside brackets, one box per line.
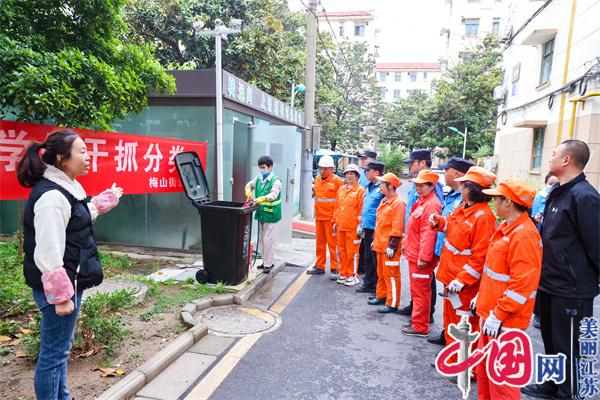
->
[380, 35, 503, 159]
[0, 0, 175, 130]
[125, 0, 305, 102]
[316, 40, 382, 151]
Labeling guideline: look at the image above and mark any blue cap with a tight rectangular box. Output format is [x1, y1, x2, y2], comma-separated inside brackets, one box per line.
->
[359, 150, 377, 159]
[438, 156, 474, 174]
[403, 149, 431, 164]
[366, 160, 385, 174]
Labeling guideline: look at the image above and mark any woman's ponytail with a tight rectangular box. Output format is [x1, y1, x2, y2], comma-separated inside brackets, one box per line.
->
[16, 130, 79, 188]
[16, 142, 47, 188]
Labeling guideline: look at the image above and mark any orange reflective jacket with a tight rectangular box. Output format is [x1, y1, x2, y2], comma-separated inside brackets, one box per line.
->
[435, 202, 496, 287]
[314, 174, 344, 220]
[403, 192, 442, 263]
[475, 212, 542, 329]
[332, 182, 365, 231]
[373, 193, 406, 252]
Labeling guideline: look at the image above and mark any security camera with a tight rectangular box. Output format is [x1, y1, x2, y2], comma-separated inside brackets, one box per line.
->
[230, 18, 243, 30]
[192, 20, 205, 30]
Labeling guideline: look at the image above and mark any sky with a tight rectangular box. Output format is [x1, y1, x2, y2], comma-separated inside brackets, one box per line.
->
[287, 0, 446, 63]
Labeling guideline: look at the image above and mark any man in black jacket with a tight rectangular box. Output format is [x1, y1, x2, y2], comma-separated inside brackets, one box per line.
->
[522, 140, 599, 400]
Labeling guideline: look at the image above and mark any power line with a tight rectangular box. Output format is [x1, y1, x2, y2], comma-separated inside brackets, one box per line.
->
[501, 0, 553, 52]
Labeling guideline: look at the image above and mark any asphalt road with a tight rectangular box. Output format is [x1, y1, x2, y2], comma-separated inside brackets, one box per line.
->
[208, 259, 598, 400]
[212, 260, 471, 400]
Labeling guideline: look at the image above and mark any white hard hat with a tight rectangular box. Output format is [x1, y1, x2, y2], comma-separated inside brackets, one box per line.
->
[342, 163, 360, 175]
[318, 155, 335, 168]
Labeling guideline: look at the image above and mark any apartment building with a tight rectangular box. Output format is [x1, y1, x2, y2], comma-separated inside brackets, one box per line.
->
[441, 0, 507, 66]
[494, 0, 600, 189]
[376, 62, 443, 102]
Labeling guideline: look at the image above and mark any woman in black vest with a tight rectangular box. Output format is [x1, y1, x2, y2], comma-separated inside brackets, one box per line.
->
[17, 130, 122, 400]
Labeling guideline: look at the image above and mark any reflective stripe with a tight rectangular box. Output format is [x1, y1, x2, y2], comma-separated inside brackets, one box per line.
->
[484, 266, 510, 282]
[529, 291, 537, 299]
[503, 236, 510, 242]
[353, 239, 361, 244]
[463, 264, 481, 280]
[504, 289, 527, 304]
[444, 239, 472, 256]
[385, 261, 399, 266]
[475, 210, 484, 218]
[390, 277, 398, 307]
[262, 199, 281, 206]
[514, 224, 524, 232]
[456, 310, 472, 317]
[520, 196, 534, 201]
[315, 198, 336, 203]
[353, 253, 358, 275]
[442, 223, 447, 233]
[412, 273, 430, 279]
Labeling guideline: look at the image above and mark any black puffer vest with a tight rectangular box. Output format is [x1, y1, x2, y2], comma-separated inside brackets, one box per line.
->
[23, 178, 103, 291]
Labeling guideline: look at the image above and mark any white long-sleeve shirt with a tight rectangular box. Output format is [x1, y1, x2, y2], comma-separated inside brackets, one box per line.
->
[33, 166, 98, 274]
[245, 173, 282, 201]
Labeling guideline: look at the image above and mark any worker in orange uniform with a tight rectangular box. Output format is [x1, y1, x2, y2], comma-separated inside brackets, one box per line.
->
[401, 169, 442, 337]
[307, 155, 344, 277]
[473, 177, 542, 400]
[370, 173, 406, 313]
[332, 164, 365, 286]
[429, 166, 497, 368]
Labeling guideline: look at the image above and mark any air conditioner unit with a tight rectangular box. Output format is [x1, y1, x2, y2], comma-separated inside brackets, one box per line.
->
[493, 85, 507, 101]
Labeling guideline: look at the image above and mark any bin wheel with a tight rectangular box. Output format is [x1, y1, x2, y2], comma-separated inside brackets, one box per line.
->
[196, 269, 209, 284]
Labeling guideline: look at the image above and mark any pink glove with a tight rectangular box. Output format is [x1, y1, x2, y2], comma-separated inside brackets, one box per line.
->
[41, 268, 74, 304]
[91, 189, 119, 215]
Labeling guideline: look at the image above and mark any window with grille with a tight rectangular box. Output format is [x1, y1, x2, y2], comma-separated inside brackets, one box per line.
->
[464, 18, 480, 36]
[531, 127, 545, 170]
[539, 38, 554, 84]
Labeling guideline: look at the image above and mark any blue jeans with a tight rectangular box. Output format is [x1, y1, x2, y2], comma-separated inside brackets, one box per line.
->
[32, 288, 82, 400]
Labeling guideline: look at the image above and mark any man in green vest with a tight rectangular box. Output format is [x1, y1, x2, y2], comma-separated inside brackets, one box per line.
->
[244, 155, 282, 274]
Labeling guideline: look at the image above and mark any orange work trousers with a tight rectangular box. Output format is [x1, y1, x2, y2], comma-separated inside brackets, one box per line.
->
[336, 230, 361, 278]
[376, 252, 401, 307]
[408, 259, 437, 334]
[476, 333, 521, 400]
[375, 253, 386, 299]
[443, 285, 480, 367]
[315, 220, 338, 272]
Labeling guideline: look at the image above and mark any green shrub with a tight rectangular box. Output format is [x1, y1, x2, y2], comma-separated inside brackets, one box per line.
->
[22, 313, 41, 359]
[76, 289, 135, 357]
[0, 239, 34, 316]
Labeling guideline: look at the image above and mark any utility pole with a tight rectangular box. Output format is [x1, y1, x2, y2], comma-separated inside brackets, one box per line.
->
[300, 0, 317, 219]
[197, 18, 242, 200]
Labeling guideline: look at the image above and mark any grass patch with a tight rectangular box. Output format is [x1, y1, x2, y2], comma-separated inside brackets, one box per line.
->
[0, 239, 35, 317]
[99, 251, 131, 278]
[131, 277, 228, 321]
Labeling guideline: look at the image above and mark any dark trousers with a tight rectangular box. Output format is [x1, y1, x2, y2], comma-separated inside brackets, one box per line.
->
[538, 290, 594, 398]
[358, 239, 365, 274]
[361, 228, 378, 288]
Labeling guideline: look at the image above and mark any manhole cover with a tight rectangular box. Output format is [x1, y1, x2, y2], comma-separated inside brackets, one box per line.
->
[198, 305, 281, 337]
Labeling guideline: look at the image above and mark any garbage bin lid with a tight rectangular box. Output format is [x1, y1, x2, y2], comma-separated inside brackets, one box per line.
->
[175, 151, 211, 205]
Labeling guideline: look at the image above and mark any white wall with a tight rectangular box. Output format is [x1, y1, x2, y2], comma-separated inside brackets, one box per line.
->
[495, 0, 600, 189]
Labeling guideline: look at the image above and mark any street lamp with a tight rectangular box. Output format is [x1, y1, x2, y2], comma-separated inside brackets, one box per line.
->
[448, 125, 468, 159]
[196, 18, 242, 200]
[290, 82, 305, 108]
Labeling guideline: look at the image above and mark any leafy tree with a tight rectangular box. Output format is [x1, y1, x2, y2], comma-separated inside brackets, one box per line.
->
[125, 0, 306, 101]
[316, 40, 381, 151]
[0, 0, 175, 130]
[381, 35, 503, 159]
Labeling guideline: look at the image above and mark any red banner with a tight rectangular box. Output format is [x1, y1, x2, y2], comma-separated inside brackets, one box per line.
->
[0, 121, 208, 200]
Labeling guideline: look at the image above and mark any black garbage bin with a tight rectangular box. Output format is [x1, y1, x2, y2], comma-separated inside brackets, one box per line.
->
[175, 151, 257, 285]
